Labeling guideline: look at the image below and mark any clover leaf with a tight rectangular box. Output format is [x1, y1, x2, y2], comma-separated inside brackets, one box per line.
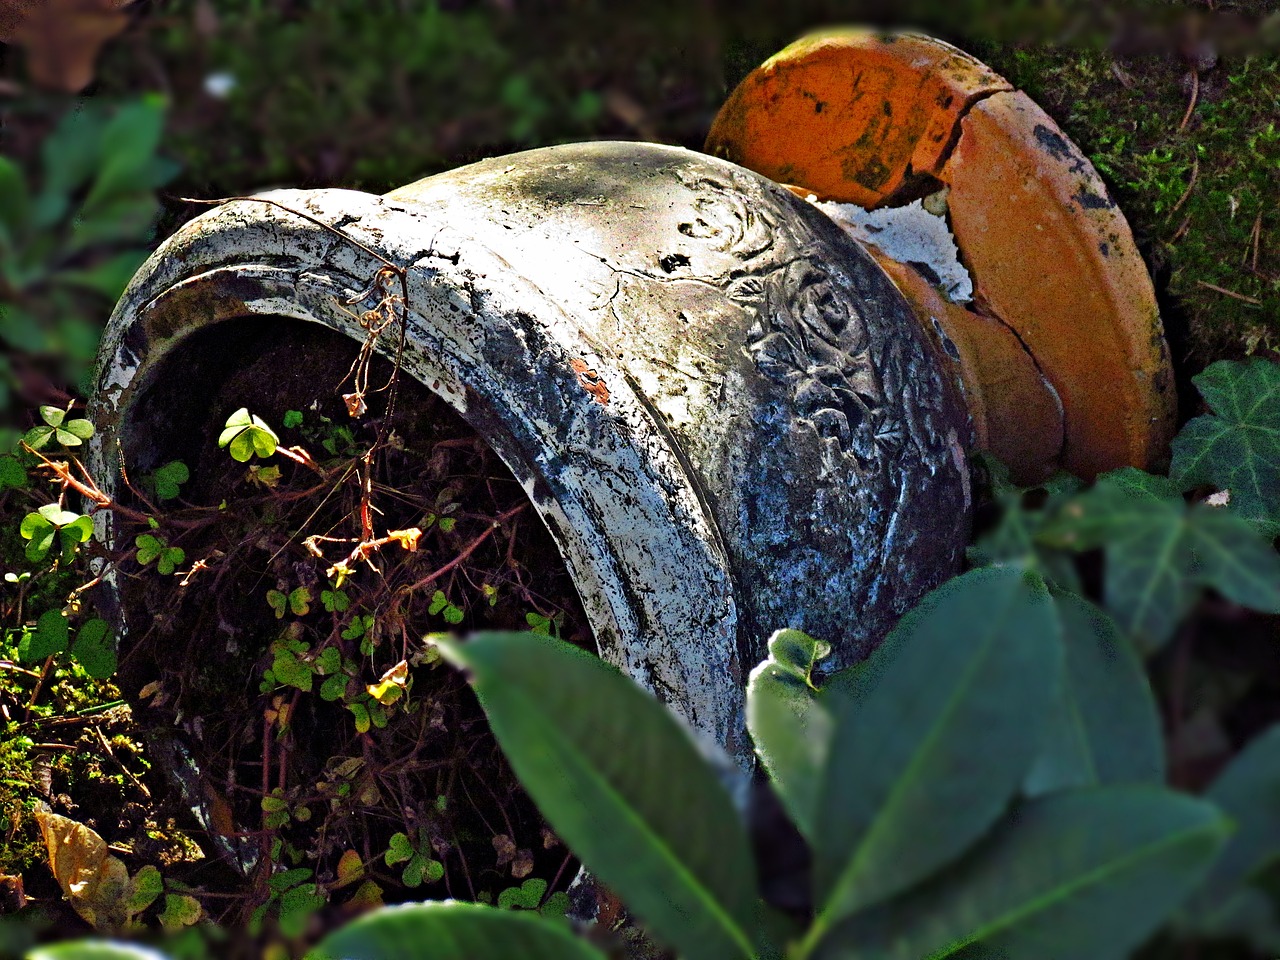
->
[135, 532, 185, 575]
[218, 407, 279, 462]
[150, 460, 189, 501]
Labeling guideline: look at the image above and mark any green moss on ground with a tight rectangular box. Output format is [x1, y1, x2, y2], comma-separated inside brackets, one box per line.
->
[977, 38, 1280, 362]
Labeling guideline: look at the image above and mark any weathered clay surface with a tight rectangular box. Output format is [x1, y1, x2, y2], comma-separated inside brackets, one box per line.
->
[706, 30, 1176, 481]
[942, 91, 1175, 477]
[90, 142, 971, 759]
[870, 251, 1064, 480]
[706, 30, 1010, 208]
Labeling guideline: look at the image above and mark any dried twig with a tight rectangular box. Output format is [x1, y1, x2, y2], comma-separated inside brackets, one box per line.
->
[1169, 157, 1199, 218]
[1178, 69, 1200, 132]
[1196, 279, 1262, 305]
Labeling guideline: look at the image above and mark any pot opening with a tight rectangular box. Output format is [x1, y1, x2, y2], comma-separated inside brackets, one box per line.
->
[111, 314, 588, 919]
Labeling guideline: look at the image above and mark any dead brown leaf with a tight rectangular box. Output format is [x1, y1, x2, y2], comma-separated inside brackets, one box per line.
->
[0, 0, 132, 93]
[34, 808, 130, 929]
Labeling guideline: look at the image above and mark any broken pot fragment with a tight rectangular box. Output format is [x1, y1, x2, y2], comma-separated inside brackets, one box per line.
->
[708, 28, 1176, 481]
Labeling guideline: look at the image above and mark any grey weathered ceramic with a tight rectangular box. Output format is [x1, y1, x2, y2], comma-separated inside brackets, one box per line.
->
[89, 141, 971, 759]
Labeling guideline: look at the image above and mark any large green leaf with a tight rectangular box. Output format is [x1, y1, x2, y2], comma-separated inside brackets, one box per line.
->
[0, 155, 29, 250]
[307, 901, 608, 960]
[815, 787, 1230, 960]
[745, 629, 833, 841]
[83, 95, 168, 212]
[1192, 725, 1280, 917]
[1023, 591, 1164, 795]
[28, 944, 170, 960]
[808, 566, 1062, 937]
[36, 102, 108, 227]
[1170, 358, 1280, 533]
[1040, 468, 1280, 651]
[437, 632, 761, 960]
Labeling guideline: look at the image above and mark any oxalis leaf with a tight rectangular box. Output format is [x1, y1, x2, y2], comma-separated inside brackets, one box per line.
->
[1023, 590, 1164, 796]
[436, 632, 761, 960]
[1040, 468, 1280, 652]
[307, 900, 609, 960]
[804, 566, 1062, 943]
[1170, 358, 1280, 534]
[812, 787, 1230, 960]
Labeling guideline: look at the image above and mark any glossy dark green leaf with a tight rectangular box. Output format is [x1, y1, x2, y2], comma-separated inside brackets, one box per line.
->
[1041, 468, 1280, 651]
[37, 103, 108, 222]
[809, 566, 1062, 934]
[1179, 884, 1280, 953]
[438, 632, 761, 960]
[816, 788, 1230, 960]
[746, 628, 833, 840]
[0, 155, 29, 248]
[0, 454, 26, 490]
[28, 943, 170, 960]
[83, 95, 168, 212]
[1024, 591, 1164, 795]
[308, 901, 608, 960]
[57, 249, 151, 299]
[1195, 725, 1280, 915]
[1170, 358, 1280, 533]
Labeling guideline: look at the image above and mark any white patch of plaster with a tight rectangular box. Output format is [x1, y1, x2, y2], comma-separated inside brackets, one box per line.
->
[812, 196, 974, 304]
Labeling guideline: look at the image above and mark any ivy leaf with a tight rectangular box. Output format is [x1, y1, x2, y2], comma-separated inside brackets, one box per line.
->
[1171, 358, 1280, 533]
[1040, 468, 1280, 652]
